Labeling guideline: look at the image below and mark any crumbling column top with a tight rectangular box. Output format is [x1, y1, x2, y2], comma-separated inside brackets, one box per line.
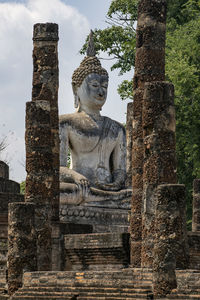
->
[33, 23, 59, 41]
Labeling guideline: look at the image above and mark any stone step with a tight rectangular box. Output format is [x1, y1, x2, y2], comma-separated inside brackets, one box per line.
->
[11, 269, 200, 300]
[166, 295, 200, 299]
[11, 294, 153, 300]
[22, 269, 153, 288]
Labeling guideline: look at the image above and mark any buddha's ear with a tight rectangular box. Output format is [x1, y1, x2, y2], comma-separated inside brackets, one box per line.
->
[72, 83, 79, 109]
[74, 94, 80, 109]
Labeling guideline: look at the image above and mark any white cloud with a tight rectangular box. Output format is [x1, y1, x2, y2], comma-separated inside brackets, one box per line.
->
[0, 0, 90, 182]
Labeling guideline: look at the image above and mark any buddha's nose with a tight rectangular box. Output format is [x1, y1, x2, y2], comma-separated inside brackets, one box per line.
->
[99, 87, 104, 97]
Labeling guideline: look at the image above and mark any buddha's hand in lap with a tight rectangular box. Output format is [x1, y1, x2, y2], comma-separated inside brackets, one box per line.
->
[95, 169, 125, 191]
[95, 181, 123, 191]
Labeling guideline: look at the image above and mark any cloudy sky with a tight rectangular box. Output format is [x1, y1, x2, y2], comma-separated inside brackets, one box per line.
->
[0, 0, 133, 182]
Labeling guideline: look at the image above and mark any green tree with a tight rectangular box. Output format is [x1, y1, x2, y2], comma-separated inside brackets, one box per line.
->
[20, 181, 26, 195]
[81, 0, 200, 223]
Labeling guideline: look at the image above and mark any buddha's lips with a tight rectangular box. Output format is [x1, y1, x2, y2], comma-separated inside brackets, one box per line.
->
[95, 97, 105, 101]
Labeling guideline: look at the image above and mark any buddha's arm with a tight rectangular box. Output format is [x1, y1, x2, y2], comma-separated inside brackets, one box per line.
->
[59, 123, 90, 186]
[96, 128, 126, 191]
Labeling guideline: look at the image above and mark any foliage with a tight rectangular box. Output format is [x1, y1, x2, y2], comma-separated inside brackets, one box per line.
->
[81, 0, 200, 222]
[20, 181, 25, 195]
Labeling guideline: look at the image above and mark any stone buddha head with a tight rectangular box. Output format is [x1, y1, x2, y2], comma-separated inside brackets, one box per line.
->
[71, 31, 109, 112]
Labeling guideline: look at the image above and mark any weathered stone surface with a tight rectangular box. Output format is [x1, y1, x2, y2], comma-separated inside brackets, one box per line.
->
[126, 102, 133, 187]
[188, 232, 200, 269]
[32, 23, 59, 222]
[60, 204, 129, 233]
[153, 184, 189, 297]
[64, 233, 130, 271]
[0, 161, 9, 179]
[24, 23, 60, 273]
[142, 81, 177, 268]
[137, 0, 167, 23]
[192, 179, 200, 232]
[7, 202, 37, 295]
[130, 0, 167, 268]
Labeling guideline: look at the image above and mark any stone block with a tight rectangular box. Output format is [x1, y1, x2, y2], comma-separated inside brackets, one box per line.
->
[33, 23, 59, 41]
[136, 23, 166, 48]
[138, 0, 167, 24]
[63, 233, 130, 270]
[130, 241, 141, 267]
[26, 101, 50, 127]
[135, 48, 165, 75]
[0, 178, 20, 194]
[134, 73, 165, 89]
[8, 202, 37, 295]
[143, 132, 176, 153]
[130, 213, 142, 240]
[0, 161, 9, 179]
[26, 151, 53, 173]
[143, 151, 177, 184]
[194, 179, 200, 194]
[154, 184, 189, 270]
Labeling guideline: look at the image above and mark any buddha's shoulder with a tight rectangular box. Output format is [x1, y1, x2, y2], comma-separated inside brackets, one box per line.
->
[59, 112, 96, 131]
[103, 116, 125, 134]
[59, 112, 83, 126]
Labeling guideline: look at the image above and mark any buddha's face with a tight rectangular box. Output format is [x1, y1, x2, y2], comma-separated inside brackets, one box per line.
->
[76, 73, 108, 111]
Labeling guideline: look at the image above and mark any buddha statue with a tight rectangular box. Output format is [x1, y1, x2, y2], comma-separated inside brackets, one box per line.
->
[59, 32, 132, 205]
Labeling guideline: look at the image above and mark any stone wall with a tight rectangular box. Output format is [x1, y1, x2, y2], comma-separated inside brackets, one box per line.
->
[64, 233, 130, 271]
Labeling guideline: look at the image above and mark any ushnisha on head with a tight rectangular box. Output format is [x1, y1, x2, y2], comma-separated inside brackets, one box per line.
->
[72, 31, 109, 111]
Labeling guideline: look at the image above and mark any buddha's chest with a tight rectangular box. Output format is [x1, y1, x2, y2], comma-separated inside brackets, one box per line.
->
[68, 127, 116, 154]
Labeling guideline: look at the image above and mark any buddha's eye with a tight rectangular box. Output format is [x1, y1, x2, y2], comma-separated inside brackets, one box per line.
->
[102, 83, 108, 89]
[89, 81, 99, 88]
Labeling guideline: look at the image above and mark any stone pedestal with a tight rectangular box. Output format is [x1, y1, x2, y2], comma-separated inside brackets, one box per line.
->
[7, 202, 36, 295]
[153, 184, 189, 297]
[192, 179, 200, 232]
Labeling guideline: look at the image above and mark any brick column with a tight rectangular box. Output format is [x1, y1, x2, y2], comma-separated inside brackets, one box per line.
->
[130, 0, 167, 266]
[32, 23, 59, 221]
[142, 82, 177, 267]
[153, 184, 189, 297]
[8, 202, 36, 295]
[25, 100, 53, 270]
[192, 179, 200, 231]
[25, 23, 60, 271]
[126, 102, 133, 188]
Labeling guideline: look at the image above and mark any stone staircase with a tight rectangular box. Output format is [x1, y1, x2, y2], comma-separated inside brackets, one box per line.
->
[64, 233, 130, 271]
[9, 268, 200, 299]
[11, 268, 153, 299]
